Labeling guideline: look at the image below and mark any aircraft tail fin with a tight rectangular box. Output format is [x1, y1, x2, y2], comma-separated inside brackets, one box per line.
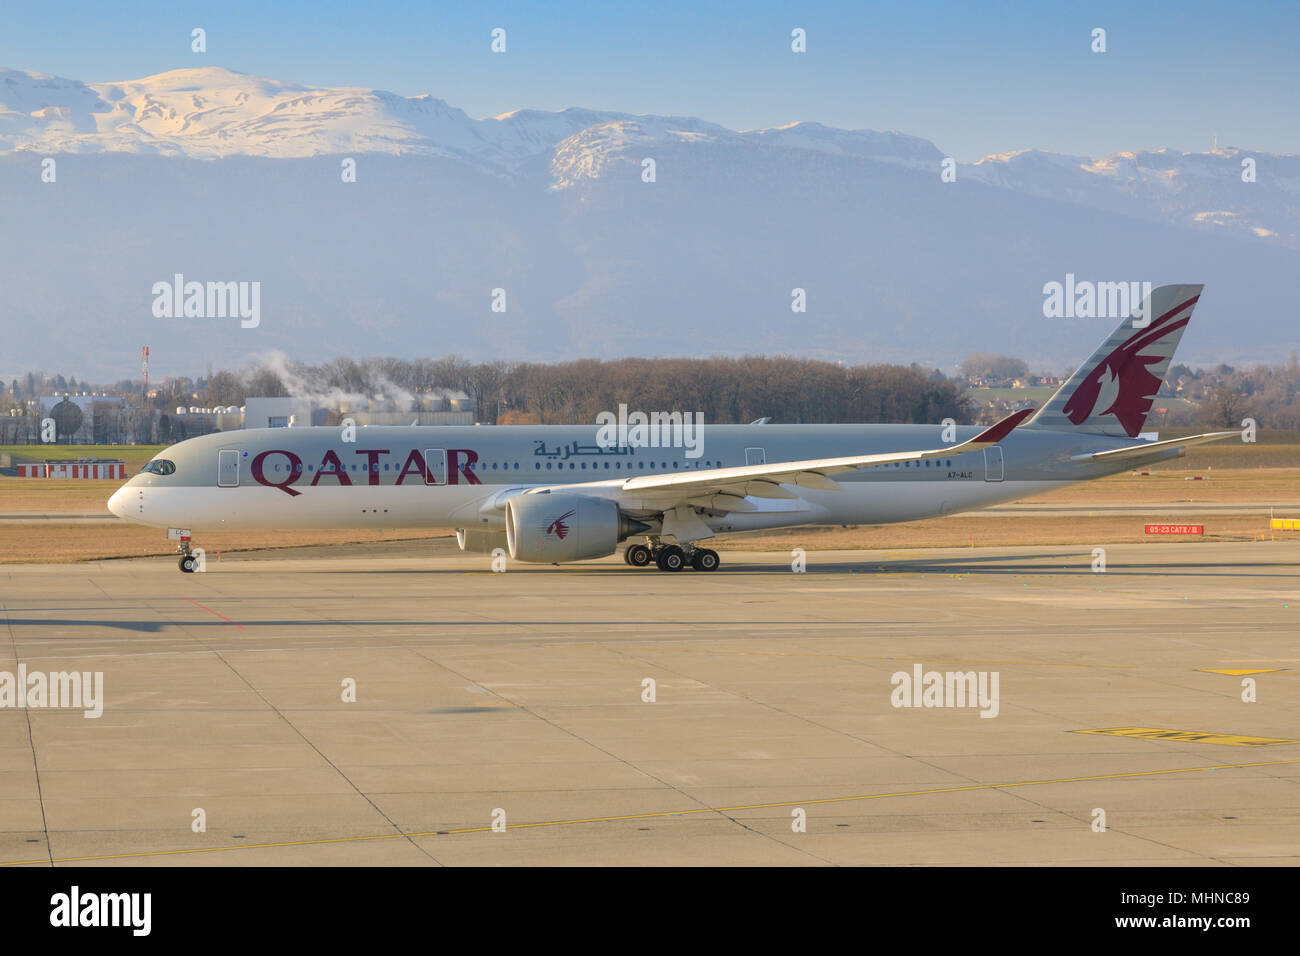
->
[1024, 283, 1203, 438]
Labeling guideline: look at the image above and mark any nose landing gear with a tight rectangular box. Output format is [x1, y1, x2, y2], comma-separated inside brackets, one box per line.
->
[172, 529, 200, 573]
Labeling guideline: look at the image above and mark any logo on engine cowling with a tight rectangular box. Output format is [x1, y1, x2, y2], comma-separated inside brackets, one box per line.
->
[546, 510, 576, 539]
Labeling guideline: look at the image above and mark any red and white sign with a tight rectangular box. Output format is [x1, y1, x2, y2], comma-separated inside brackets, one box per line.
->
[16, 461, 126, 479]
[1145, 524, 1203, 535]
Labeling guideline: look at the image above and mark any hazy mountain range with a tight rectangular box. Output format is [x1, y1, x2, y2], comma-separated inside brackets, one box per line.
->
[2, 66, 1296, 380]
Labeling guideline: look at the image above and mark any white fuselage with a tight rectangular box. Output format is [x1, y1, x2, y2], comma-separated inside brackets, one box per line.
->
[106, 421, 1138, 541]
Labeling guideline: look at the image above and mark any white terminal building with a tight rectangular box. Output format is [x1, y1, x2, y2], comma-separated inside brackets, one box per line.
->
[239, 395, 476, 429]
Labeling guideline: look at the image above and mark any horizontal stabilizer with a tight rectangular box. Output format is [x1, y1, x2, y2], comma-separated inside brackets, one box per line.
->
[1068, 431, 1240, 462]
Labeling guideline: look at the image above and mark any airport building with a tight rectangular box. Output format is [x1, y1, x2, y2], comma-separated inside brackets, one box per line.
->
[243, 397, 322, 429]
[241, 395, 475, 428]
[38, 393, 126, 444]
[335, 394, 474, 427]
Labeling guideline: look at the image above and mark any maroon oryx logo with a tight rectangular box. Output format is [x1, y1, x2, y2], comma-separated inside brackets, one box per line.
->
[546, 510, 577, 539]
[1062, 295, 1197, 437]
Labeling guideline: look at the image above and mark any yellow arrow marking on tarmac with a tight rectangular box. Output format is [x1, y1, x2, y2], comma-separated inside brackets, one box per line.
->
[1074, 727, 1297, 746]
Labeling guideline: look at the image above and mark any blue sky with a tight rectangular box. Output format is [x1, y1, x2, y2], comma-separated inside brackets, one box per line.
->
[2, 0, 1297, 161]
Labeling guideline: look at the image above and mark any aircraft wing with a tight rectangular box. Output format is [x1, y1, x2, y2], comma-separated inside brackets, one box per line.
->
[1068, 430, 1240, 462]
[507, 409, 1034, 516]
[615, 408, 1034, 500]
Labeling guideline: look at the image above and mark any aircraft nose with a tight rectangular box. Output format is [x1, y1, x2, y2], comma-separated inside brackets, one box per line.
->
[107, 486, 128, 519]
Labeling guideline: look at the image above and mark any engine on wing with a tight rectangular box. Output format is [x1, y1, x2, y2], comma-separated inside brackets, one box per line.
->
[506, 493, 647, 563]
[455, 528, 509, 554]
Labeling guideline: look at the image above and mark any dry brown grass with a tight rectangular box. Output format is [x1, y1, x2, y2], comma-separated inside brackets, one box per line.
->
[1023, 468, 1300, 504]
[713, 516, 1275, 552]
[1162, 429, 1300, 469]
[714, 467, 1298, 551]
[0, 479, 125, 513]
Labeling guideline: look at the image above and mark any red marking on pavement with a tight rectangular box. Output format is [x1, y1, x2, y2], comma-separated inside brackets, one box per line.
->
[184, 597, 246, 629]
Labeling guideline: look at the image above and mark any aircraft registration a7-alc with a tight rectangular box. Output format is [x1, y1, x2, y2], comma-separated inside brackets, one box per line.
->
[109, 284, 1238, 573]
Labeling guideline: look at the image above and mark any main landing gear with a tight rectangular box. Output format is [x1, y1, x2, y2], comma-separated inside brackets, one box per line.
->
[624, 539, 720, 572]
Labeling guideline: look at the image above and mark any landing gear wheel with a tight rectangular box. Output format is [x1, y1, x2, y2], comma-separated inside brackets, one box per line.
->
[179, 554, 198, 573]
[691, 549, 720, 572]
[656, 545, 685, 572]
[626, 544, 653, 567]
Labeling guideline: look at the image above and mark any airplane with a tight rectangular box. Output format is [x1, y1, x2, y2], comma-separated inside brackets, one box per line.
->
[108, 283, 1241, 573]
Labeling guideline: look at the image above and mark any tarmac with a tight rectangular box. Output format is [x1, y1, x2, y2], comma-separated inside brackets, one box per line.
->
[1, 538, 1297, 866]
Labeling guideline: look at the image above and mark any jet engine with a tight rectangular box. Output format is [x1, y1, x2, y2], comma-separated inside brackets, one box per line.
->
[455, 528, 509, 554]
[505, 493, 647, 563]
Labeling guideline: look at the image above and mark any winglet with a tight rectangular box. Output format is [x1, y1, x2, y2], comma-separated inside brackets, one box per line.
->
[971, 408, 1035, 446]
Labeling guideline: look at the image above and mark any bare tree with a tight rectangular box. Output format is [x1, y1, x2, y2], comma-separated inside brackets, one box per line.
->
[1199, 385, 1245, 428]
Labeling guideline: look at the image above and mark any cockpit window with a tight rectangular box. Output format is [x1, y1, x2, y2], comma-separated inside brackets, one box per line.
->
[139, 459, 176, 476]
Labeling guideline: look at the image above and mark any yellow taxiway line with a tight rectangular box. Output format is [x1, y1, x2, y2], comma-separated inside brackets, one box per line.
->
[4, 756, 1298, 866]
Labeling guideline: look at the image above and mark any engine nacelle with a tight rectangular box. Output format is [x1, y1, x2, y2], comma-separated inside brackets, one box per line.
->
[456, 528, 509, 554]
[506, 493, 645, 563]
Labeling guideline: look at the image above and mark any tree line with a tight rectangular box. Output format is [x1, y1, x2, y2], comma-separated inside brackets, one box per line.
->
[214, 355, 974, 426]
[8, 353, 1300, 430]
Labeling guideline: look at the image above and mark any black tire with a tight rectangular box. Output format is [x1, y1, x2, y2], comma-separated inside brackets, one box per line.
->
[626, 544, 653, 567]
[656, 545, 685, 572]
[691, 549, 720, 572]
[179, 555, 196, 573]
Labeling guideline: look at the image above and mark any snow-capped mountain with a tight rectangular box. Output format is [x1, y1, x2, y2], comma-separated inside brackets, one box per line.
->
[0, 66, 733, 169]
[968, 147, 1300, 247]
[3, 66, 1295, 244]
[0, 65, 1296, 378]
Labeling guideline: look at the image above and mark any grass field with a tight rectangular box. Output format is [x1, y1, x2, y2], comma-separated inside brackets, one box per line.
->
[1154, 428, 1300, 468]
[1, 444, 166, 471]
[713, 515, 1281, 552]
[969, 387, 1199, 419]
[967, 386, 1056, 404]
[0, 435, 1295, 563]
